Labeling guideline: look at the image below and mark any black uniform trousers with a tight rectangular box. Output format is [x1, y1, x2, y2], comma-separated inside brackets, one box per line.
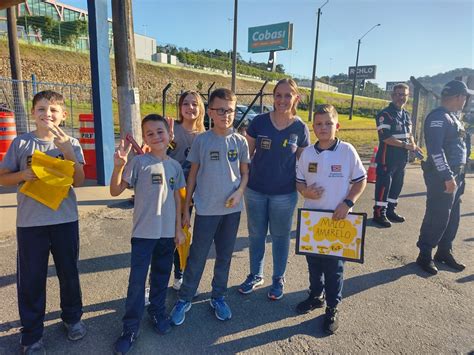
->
[417, 163, 465, 257]
[16, 221, 83, 346]
[373, 162, 406, 217]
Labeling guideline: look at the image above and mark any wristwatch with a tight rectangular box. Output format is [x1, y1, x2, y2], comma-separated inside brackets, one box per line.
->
[343, 199, 354, 208]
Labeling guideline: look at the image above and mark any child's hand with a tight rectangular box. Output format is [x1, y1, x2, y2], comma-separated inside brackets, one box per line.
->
[182, 209, 191, 228]
[21, 168, 37, 182]
[114, 140, 132, 167]
[225, 189, 243, 208]
[304, 184, 324, 200]
[47, 123, 74, 154]
[175, 228, 186, 246]
[332, 202, 350, 220]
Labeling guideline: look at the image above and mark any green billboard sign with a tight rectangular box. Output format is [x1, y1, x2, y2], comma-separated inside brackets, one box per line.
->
[248, 22, 293, 53]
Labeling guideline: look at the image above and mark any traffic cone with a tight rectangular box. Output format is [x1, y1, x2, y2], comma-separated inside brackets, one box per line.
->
[367, 147, 377, 183]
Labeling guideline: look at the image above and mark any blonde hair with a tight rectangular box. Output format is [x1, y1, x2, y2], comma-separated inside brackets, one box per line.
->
[273, 78, 299, 116]
[177, 90, 205, 132]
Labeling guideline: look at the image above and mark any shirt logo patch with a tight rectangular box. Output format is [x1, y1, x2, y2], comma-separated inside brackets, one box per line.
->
[308, 162, 318, 173]
[227, 149, 238, 162]
[168, 141, 177, 151]
[169, 177, 175, 190]
[152, 173, 163, 184]
[430, 121, 443, 128]
[379, 116, 385, 123]
[260, 138, 271, 150]
[331, 165, 342, 172]
[210, 151, 220, 160]
[184, 147, 191, 157]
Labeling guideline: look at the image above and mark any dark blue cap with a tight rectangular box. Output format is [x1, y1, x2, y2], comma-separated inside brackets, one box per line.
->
[441, 80, 474, 97]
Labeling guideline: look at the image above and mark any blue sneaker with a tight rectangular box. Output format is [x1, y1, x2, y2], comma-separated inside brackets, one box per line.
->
[210, 297, 232, 321]
[238, 274, 264, 294]
[114, 331, 138, 354]
[170, 299, 191, 326]
[268, 277, 284, 300]
[151, 314, 171, 335]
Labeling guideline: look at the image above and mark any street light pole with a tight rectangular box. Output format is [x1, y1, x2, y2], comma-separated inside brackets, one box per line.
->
[349, 23, 380, 120]
[231, 0, 238, 93]
[308, 0, 328, 122]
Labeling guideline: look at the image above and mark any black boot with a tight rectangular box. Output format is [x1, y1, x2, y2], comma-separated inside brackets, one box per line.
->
[323, 307, 339, 334]
[434, 250, 466, 271]
[416, 254, 438, 275]
[386, 210, 405, 223]
[296, 292, 325, 314]
[372, 215, 392, 228]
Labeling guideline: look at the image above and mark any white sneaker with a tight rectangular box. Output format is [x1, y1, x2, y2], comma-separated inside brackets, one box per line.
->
[172, 278, 183, 291]
[144, 287, 150, 306]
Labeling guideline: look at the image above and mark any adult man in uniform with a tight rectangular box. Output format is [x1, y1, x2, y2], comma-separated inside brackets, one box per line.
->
[373, 83, 422, 227]
[416, 80, 472, 275]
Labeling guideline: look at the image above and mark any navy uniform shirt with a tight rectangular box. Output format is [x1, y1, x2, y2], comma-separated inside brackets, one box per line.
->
[424, 106, 467, 181]
[375, 103, 412, 165]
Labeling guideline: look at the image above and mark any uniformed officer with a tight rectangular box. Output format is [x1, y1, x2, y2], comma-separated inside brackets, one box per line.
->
[416, 80, 472, 275]
[373, 83, 422, 227]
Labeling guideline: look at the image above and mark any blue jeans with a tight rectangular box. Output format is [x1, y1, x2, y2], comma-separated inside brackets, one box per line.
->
[244, 188, 298, 280]
[122, 237, 174, 333]
[306, 255, 344, 308]
[179, 212, 241, 301]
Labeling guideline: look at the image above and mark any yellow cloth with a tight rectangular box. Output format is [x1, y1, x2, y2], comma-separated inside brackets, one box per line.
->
[176, 187, 192, 270]
[20, 150, 75, 210]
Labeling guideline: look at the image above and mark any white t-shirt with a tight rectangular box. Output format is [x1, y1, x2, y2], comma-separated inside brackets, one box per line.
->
[296, 139, 366, 210]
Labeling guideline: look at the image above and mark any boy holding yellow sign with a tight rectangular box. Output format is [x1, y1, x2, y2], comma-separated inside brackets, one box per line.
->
[0, 91, 86, 353]
[295, 104, 366, 334]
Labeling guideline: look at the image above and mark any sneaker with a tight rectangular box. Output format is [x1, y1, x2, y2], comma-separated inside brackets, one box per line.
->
[172, 278, 183, 291]
[296, 292, 325, 314]
[267, 277, 284, 300]
[63, 320, 87, 341]
[372, 215, 392, 228]
[238, 274, 264, 294]
[151, 314, 171, 335]
[22, 339, 46, 355]
[114, 331, 138, 354]
[386, 211, 406, 223]
[170, 299, 192, 326]
[323, 307, 339, 334]
[210, 297, 232, 321]
[434, 250, 466, 271]
[416, 255, 438, 275]
[144, 287, 150, 306]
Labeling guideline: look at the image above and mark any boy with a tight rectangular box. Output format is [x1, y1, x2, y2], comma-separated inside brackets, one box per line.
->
[170, 88, 250, 325]
[0, 91, 86, 353]
[110, 114, 186, 354]
[295, 104, 366, 334]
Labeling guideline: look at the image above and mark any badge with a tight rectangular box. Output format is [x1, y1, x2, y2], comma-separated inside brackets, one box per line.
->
[227, 149, 238, 162]
[169, 176, 175, 190]
[308, 162, 318, 173]
[168, 141, 177, 151]
[210, 151, 220, 160]
[152, 173, 163, 184]
[331, 165, 342, 172]
[288, 134, 298, 146]
[261, 138, 271, 150]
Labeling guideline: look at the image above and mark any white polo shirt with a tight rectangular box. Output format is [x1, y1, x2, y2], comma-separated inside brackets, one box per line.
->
[296, 139, 366, 210]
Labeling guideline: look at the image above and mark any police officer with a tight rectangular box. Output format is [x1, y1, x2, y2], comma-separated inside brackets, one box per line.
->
[373, 83, 422, 227]
[416, 80, 472, 275]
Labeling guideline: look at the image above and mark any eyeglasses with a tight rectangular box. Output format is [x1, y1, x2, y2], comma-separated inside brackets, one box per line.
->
[209, 108, 235, 116]
[394, 93, 408, 98]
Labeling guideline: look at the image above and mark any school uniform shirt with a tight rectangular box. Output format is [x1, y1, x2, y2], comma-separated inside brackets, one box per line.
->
[296, 139, 366, 210]
[123, 154, 185, 239]
[247, 113, 310, 195]
[0, 132, 84, 227]
[168, 123, 199, 179]
[186, 130, 250, 216]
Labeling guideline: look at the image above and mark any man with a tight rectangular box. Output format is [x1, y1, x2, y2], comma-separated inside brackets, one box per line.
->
[416, 80, 472, 275]
[373, 83, 422, 228]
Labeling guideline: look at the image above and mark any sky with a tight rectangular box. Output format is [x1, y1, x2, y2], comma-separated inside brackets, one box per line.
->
[62, 0, 473, 88]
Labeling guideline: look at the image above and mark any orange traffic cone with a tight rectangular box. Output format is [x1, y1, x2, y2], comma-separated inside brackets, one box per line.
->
[367, 147, 377, 183]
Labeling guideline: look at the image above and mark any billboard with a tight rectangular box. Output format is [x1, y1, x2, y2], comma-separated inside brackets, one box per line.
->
[248, 22, 293, 53]
[348, 65, 376, 80]
[386, 81, 407, 92]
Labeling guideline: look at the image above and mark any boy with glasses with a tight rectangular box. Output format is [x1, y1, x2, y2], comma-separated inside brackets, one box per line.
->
[170, 88, 250, 325]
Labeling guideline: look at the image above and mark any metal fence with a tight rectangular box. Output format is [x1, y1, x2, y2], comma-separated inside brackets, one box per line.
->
[0, 76, 92, 138]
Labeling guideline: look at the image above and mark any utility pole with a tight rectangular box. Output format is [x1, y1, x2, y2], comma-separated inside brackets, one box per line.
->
[111, 0, 142, 144]
[231, 0, 238, 93]
[6, 6, 27, 134]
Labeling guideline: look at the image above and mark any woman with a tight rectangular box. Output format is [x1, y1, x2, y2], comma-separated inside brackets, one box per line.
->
[239, 79, 310, 300]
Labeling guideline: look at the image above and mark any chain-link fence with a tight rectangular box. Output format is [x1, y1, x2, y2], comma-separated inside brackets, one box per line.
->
[0, 76, 92, 138]
[409, 76, 440, 149]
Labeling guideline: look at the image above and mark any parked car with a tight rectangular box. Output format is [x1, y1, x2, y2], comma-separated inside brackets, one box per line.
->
[203, 104, 257, 131]
[250, 104, 273, 114]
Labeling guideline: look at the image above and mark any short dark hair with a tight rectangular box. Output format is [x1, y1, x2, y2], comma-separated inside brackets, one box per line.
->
[314, 104, 338, 121]
[141, 114, 170, 132]
[209, 88, 236, 106]
[32, 90, 65, 108]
